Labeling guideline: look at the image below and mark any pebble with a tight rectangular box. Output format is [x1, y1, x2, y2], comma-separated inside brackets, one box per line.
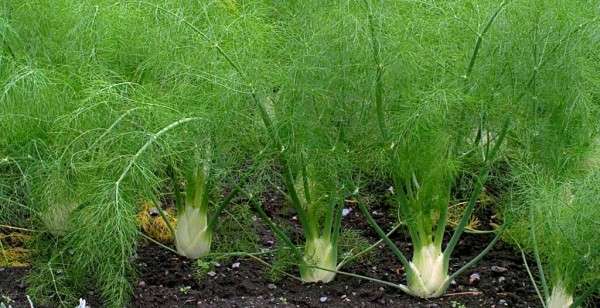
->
[342, 208, 352, 217]
[491, 265, 508, 273]
[469, 272, 481, 285]
[320, 296, 328, 303]
[207, 271, 217, 277]
[138, 280, 146, 288]
[148, 208, 160, 216]
[267, 283, 277, 290]
[497, 299, 508, 306]
[231, 262, 241, 269]
[498, 276, 506, 284]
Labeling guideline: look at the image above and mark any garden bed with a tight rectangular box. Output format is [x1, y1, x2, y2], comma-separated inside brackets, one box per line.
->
[1, 199, 542, 308]
[0, 236, 540, 308]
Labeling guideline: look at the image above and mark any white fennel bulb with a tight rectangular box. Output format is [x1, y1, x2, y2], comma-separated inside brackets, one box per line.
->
[300, 237, 337, 283]
[175, 206, 212, 259]
[407, 244, 449, 298]
[547, 282, 573, 308]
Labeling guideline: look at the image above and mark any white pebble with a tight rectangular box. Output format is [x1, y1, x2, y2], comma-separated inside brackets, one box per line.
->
[342, 208, 352, 217]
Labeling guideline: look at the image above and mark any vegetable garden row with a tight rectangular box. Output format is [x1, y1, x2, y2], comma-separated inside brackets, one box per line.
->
[1, 1, 598, 307]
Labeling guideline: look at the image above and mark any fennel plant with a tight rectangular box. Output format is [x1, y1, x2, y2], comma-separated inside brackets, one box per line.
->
[355, 0, 512, 298]
[168, 159, 240, 259]
[515, 172, 600, 308]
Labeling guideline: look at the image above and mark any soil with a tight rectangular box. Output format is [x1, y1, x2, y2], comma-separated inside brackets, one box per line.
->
[1, 186, 543, 308]
[130, 236, 540, 308]
[0, 267, 29, 307]
[127, 190, 542, 308]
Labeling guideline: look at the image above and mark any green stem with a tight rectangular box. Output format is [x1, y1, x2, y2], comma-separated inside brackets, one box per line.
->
[530, 205, 550, 300]
[464, 1, 510, 83]
[357, 201, 411, 269]
[150, 194, 176, 238]
[308, 264, 412, 295]
[139, 231, 177, 254]
[330, 196, 344, 246]
[434, 196, 449, 248]
[515, 241, 547, 308]
[447, 223, 507, 282]
[247, 194, 302, 261]
[444, 119, 510, 259]
[114, 117, 204, 204]
[207, 187, 240, 231]
[363, 0, 389, 142]
[337, 223, 401, 269]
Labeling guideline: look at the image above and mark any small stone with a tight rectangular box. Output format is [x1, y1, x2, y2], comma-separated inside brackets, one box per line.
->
[498, 276, 506, 283]
[207, 271, 217, 277]
[491, 265, 508, 273]
[342, 208, 352, 217]
[214, 262, 221, 267]
[292, 216, 297, 220]
[148, 208, 160, 216]
[341, 295, 347, 299]
[267, 283, 277, 290]
[450, 279, 457, 286]
[231, 262, 241, 269]
[497, 299, 508, 306]
[469, 272, 481, 285]
[320, 296, 328, 303]
[138, 280, 146, 288]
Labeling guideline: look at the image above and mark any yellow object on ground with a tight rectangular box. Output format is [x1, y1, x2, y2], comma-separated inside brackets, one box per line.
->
[0, 232, 30, 267]
[137, 201, 177, 244]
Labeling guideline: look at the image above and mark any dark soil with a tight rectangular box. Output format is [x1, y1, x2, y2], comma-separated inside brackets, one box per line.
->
[129, 194, 541, 308]
[131, 236, 540, 308]
[0, 267, 29, 307]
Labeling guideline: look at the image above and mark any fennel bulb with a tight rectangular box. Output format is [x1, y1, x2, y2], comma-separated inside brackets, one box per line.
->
[300, 237, 337, 283]
[175, 206, 212, 259]
[407, 244, 449, 298]
[547, 282, 573, 308]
